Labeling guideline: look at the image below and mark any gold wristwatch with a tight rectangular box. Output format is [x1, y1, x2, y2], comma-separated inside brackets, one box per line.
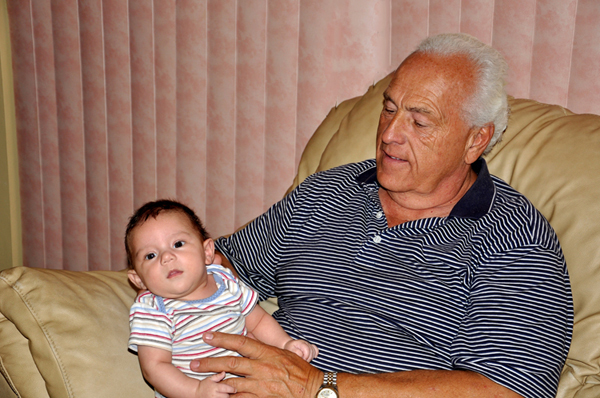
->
[316, 372, 339, 398]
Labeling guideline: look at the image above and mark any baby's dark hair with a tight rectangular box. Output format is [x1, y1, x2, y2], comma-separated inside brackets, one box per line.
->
[124, 199, 209, 269]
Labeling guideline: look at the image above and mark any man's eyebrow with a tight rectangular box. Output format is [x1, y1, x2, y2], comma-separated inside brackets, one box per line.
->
[383, 93, 433, 116]
[407, 106, 433, 115]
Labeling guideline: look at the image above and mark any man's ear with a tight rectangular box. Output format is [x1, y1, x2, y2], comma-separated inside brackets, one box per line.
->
[465, 124, 494, 164]
[203, 238, 215, 265]
[127, 269, 147, 290]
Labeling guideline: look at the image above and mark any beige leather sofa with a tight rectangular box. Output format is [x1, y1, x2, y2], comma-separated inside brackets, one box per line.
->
[2, 74, 599, 398]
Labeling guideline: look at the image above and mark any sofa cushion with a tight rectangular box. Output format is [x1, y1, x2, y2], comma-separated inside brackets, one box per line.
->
[0, 311, 47, 397]
[292, 76, 600, 397]
[485, 99, 600, 397]
[0, 267, 153, 398]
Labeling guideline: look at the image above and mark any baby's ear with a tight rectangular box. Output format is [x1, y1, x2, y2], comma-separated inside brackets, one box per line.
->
[127, 269, 146, 290]
[203, 238, 215, 265]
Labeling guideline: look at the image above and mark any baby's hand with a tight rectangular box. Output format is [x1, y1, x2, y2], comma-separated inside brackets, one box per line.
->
[195, 371, 235, 398]
[284, 339, 319, 362]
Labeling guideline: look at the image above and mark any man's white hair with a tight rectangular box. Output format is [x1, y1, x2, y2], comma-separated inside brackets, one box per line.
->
[415, 33, 509, 154]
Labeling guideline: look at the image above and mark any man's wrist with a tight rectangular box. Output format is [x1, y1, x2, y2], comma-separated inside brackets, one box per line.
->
[308, 370, 325, 398]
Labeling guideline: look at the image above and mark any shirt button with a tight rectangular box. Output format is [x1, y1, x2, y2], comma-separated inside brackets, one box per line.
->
[376, 211, 383, 219]
[373, 235, 382, 243]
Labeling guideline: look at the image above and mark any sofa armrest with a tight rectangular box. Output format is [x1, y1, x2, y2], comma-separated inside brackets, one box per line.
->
[0, 310, 48, 397]
[0, 266, 153, 398]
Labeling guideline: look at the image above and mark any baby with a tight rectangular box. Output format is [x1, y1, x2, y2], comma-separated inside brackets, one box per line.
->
[126, 200, 318, 398]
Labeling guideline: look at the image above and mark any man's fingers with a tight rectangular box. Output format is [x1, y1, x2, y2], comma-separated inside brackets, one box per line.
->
[223, 372, 304, 398]
[202, 331, 271, 358]
[190, 353, 251, 376]
[221, 375, 262, 393]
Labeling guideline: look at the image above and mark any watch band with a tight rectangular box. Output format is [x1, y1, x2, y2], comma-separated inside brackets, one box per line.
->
[316, 372, 339, 398]
[323, 372, 337, 387]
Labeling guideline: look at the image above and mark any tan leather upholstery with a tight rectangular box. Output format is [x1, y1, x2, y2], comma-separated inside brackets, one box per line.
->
[0, 267, 153, 397]
[1, 73, 599, 397]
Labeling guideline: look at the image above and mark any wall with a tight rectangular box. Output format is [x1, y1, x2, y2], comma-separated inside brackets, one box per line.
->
[6, 0, 600, 271]
[1, 0, 21, 271]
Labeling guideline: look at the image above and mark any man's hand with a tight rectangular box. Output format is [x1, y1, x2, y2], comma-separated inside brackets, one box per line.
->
[191, 332, 323, 398]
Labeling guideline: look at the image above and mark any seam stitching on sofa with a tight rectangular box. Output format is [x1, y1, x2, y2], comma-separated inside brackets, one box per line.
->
[0, 345, 21, 397]
[8, 278, 74, 397]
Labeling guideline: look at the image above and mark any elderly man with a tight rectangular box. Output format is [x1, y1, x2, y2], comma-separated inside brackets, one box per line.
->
[192, 33, 572, 398]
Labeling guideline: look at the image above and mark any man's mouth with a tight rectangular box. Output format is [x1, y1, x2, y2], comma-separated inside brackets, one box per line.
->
[167, 270, 183, 279]
[386, 152, 406, 162]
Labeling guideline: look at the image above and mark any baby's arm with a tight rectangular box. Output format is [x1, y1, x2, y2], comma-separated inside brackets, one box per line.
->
[137, 345, 235, 398]
[244, 305, 319, 362]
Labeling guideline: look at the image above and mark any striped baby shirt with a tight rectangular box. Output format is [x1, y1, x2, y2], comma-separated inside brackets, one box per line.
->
[128, 264, 258, 383]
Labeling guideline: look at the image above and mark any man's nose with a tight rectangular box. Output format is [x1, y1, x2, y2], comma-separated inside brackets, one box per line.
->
[381, 113, 408, 144]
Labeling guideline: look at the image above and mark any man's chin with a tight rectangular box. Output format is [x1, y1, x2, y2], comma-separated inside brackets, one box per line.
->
[376, 171, 411, 193]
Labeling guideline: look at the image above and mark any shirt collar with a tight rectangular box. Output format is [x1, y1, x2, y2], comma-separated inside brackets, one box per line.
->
[356, 158, 495, 220]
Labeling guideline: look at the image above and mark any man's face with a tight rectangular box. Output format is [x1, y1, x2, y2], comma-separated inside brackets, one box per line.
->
[127, 211, 215, 301]
[376, 52, 479, 203]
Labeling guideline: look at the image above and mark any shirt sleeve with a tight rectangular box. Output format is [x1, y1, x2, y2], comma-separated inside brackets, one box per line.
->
[210, 264, 259, 316]
[214, 187, 300, 300]
[450, 216, 573, 398]
[238, 278, 259, 316]
[128, 294, 174, 353]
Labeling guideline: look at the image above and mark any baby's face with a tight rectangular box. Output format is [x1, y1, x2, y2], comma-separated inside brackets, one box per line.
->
[128, 211, 215, 301]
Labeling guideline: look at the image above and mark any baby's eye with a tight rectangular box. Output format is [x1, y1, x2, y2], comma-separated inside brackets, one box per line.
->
[174, 241, 185, 248]
[145, 253, 156, 260]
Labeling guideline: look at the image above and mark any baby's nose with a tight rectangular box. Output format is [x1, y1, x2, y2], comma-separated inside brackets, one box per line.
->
[161, 251, 175, 263]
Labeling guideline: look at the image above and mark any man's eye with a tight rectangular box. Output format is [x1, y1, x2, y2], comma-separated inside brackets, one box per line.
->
[414, 120, 426, 128]
[382, 104, 396, 114]
[145, 253, 156, 260]
[382, 100, 396, 115]
[174, 241, 185, 248]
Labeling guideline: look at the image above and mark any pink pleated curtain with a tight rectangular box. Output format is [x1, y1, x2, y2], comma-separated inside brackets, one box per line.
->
[8, 0, 600, 271]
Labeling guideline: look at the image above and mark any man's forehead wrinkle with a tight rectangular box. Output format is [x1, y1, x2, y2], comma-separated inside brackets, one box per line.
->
[385, 82, 441, 114]
[384, 53, 475, 131]
[402, 90, 443, 119]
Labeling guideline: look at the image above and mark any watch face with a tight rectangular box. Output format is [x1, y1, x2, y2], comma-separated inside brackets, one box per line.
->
[317, 388, 338, 398]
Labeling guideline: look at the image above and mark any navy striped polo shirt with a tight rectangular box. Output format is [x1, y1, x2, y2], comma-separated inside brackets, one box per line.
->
[215, 158, 573, 398]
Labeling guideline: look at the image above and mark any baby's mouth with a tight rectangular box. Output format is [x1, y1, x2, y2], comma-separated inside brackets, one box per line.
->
[167, 269, 183, 279]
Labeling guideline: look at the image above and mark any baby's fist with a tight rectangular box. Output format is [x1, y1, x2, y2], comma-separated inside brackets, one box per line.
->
[284, 339, 319, 362]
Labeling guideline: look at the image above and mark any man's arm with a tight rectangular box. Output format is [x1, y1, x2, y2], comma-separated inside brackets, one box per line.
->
[214, 250, 238, 277]
[191, 332, 522, 398]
